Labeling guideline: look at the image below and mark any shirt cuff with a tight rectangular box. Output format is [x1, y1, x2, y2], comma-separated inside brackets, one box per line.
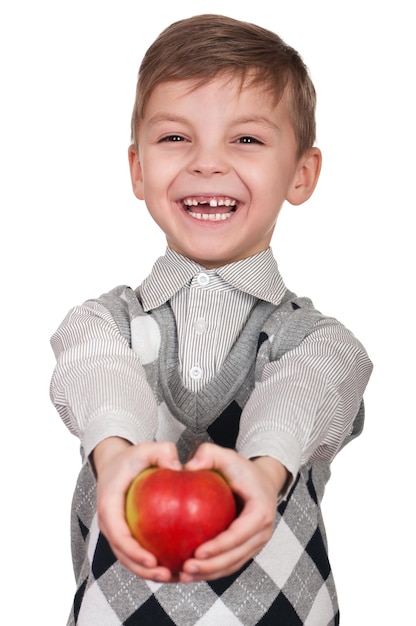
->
[82, 413, 149, 461]
[237, 430, 302, 500]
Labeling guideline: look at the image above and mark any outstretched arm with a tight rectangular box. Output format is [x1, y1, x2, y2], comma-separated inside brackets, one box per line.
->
[50, 299, 159, 457]
[237, 316, 373, 494]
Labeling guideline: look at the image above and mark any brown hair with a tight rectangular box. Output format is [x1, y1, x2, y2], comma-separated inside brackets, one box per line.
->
[131, 14, 317, 157]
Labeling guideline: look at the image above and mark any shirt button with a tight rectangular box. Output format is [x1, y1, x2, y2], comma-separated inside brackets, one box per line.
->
[194, 318, 207, 333]
[189, 366, 203, 380]
[197, 272, 210, 286]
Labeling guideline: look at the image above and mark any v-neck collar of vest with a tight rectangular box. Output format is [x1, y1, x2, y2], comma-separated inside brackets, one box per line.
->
[150, 299, 278, 432]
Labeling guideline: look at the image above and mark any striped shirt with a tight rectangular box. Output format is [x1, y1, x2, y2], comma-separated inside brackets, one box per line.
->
[140, 248, 286, 391]
[50, 247, 372, 479]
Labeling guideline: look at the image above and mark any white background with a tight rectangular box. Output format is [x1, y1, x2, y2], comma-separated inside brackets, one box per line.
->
[1, 1, 414, 623]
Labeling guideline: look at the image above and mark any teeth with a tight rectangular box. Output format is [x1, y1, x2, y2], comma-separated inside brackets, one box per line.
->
[182, 196, 237, 222]
[183, 197, 237, 207]
[188, 211, 233, 221]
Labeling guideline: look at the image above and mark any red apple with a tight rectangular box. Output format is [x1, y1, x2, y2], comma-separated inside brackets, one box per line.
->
[125, 467, 237, 573]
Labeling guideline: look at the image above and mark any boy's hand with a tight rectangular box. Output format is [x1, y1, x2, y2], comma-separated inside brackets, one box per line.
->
[93, 437, 182, 582]
[179, 443, 288, 583]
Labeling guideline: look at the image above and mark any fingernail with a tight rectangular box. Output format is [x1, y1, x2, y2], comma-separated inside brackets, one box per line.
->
[197, 552, 208, 560]
[186, 563, 199, 574]
[186, 459, 200, 469]
[154, 574, 166, 582]
[183, 576, 196, 584]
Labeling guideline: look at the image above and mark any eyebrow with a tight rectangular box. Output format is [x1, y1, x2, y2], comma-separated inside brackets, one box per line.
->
[147, 113, 280, 132]
[232, 116, 280, 131]
[147, 113, 189, 126]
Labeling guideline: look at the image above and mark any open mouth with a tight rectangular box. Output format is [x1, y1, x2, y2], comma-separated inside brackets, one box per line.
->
[182, 196, 237, 221]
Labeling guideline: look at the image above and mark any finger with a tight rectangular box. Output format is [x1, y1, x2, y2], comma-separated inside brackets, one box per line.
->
[196, 504, 273, 560]
[193, 511, 251, 558]
[185, 444, 256, 499]
[115, 548, 173, 582]
[180, 532, 265, 582]
[100, 516, 176, 582]
[125, 441, 182, 476]
[185, 442, 237, 471]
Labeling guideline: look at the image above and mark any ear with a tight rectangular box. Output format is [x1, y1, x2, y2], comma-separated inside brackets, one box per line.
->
[128, 144, 144, 200]
[286, 147, 322, 206]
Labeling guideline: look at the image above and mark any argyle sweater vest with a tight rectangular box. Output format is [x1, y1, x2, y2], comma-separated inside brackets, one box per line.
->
[68, 286, 363, 625]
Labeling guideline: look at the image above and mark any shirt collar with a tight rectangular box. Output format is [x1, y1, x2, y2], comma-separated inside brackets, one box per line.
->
[138, 247, 287, 311]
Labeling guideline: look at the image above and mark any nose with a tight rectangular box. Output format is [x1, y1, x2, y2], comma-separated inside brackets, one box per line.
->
[188, 143, 229, 177]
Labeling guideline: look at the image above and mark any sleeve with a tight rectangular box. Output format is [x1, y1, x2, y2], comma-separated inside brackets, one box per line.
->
[50, 299, 159, 459]
[236, 316, 373, 487]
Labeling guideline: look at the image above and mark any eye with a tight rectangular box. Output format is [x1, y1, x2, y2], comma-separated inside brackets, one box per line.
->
[159, 134, 187, 143]
[236, 136, 263, 145]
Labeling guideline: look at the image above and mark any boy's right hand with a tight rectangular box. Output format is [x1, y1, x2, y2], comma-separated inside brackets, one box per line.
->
[93, 437, 182, 582]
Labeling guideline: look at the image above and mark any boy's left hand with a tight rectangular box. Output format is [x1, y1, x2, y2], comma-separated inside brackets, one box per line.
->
[179, 443, 288, 583]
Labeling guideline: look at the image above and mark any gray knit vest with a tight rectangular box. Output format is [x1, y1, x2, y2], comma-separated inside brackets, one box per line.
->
[68, 285, 363, 625]
[95, 285, 363, 463]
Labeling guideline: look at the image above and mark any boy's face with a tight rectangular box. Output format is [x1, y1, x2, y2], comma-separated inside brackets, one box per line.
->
[129, 73, 321, 268]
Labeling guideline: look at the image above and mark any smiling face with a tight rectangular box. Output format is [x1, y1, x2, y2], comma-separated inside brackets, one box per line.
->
[129, 73, 321, 268]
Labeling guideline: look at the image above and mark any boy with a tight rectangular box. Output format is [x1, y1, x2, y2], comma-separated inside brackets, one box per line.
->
[50, 14, 372, 626]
